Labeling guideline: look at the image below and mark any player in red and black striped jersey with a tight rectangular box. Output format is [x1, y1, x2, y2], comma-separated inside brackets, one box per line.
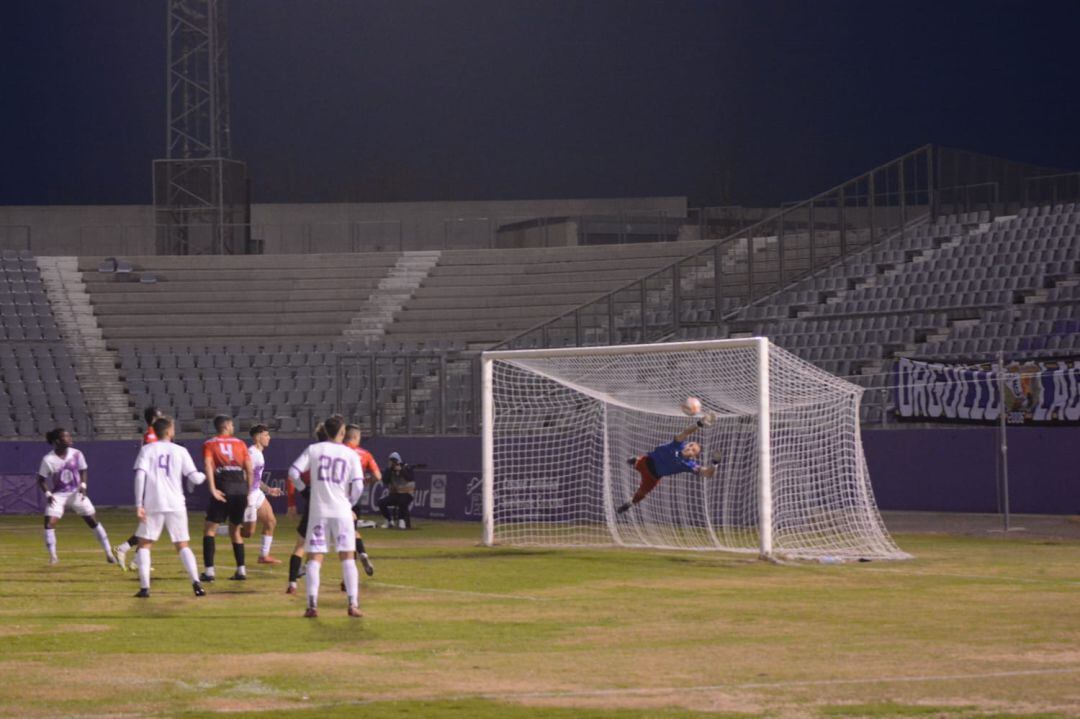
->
[114, 406, 165, 570]
[199, 415, 253, 582]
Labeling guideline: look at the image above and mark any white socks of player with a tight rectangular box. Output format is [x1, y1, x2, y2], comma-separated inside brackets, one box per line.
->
[260, 534, 273, 558]
[44, 528, 57, 562]
[341, 558, 359, 609]
[91, 523, 112, 559]
[179, 547, 200, 583]
[136, 548, 151, 590]
[305, 559, 321, 609]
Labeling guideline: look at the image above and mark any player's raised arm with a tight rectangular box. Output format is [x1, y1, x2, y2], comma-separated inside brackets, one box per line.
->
[698, 449, 723, 479]
[674, 411, 716, 442]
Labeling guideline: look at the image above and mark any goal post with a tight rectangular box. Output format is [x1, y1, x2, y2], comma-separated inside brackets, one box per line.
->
[481, 337, 908, 561]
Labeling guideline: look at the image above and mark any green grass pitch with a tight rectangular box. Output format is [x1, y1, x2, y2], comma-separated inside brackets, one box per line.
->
[0, 509, 1077, 718]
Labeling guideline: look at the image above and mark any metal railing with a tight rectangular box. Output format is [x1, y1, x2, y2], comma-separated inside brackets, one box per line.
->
[332, 351, 479, 435]
[494, 145, 938, 350]
[493, 145, 1073, 352]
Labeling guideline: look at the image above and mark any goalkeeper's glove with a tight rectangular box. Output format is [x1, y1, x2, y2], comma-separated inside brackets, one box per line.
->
[696, 411, 717, 428]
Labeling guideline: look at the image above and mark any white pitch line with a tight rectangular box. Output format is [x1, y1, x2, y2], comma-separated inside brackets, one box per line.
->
[373, 581, 547, 602]
[471, 666, 1080, 700]
[859, 566, 1080, 587]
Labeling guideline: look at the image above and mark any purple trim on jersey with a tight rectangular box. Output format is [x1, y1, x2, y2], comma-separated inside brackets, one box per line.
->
[646, 439, 700, 478]
[252, 462, 264, 491]
[49, 451, 83, 490]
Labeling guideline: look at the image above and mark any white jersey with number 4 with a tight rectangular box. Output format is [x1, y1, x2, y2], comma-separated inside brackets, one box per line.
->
[134, 441, 200, 513]
[289, 441, 364, 519]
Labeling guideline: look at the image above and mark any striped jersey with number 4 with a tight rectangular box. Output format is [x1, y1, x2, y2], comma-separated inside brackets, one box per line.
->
[289, 442, 364, 519]
[204, 436, 249, 493]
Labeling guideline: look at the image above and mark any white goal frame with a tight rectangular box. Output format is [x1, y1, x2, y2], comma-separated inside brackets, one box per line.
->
[482, 338, 778, 555]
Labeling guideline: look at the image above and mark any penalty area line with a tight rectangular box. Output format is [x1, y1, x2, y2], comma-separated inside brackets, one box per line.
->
[373, 581, 548, 602]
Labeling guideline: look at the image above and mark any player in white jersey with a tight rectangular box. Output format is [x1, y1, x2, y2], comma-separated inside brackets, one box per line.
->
[36, 428, 116, 565]
[131, 416, 208, 598]
[287, 415, 365, 618]
[241, 424, 284, 564]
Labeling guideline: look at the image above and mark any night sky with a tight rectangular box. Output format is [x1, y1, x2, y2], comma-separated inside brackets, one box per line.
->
[3, 1, 1079, 207]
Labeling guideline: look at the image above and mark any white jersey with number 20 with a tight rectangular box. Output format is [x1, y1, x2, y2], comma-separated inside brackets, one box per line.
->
[289, 441, 364, 519]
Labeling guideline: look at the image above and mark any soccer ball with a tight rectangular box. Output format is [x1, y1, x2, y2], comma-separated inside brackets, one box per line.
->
[681, 396, 702, 416]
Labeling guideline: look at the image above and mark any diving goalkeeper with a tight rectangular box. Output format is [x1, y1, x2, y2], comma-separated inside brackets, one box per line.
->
[616, 412, 720, 514]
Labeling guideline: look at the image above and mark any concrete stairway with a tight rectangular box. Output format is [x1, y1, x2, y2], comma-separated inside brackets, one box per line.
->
[38, 257, 135, 438]
[342, 250, 441, 341]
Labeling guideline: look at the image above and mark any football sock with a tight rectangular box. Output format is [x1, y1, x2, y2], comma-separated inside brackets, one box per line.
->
[342, 558, 359, 608]
[92, 523, 111, 555]
[260, 534, 273, 558]
[44, 528, 57, 561]
[179, 547, 199, 582]
[232, 542, 245, 572]
[356, 537, 367, 555]
[288, 554, 302, 582]
[305, 559, 321, 609]
[117, 540, 133, 553]
[126, 533, 139, 547]
[137, 548, 151, 590]
[202, 536, 216, 574]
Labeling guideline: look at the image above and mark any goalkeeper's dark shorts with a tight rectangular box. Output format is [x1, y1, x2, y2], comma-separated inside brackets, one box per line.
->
[631, 456, 661, 504]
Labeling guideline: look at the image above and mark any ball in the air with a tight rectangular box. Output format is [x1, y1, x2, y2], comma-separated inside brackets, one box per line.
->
[681, 397, 702, 416]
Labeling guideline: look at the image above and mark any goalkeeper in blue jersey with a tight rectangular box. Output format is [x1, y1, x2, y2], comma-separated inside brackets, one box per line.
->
[616, 412, 721, 514]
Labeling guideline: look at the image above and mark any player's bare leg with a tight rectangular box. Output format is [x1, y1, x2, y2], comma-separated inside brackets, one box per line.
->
[256, 501, 280, 564]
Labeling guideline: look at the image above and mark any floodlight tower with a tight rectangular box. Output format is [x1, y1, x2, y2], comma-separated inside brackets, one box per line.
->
[153, 0, 251, 255]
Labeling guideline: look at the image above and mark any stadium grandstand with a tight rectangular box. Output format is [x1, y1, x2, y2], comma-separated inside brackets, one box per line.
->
[0, 145, 1077, 439]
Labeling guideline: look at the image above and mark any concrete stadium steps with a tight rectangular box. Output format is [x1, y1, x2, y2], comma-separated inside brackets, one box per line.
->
[382, 240, 721, 347]
[80, 252, 404, 344]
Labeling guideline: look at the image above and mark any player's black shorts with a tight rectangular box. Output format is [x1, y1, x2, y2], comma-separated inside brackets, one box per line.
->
[206, 494, 247, 525]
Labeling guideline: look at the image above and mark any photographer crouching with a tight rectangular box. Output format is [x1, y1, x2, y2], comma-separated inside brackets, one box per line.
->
[378, 452, 416, 529]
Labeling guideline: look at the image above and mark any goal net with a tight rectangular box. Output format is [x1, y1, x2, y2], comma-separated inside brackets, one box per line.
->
[482, 338, 908, 561]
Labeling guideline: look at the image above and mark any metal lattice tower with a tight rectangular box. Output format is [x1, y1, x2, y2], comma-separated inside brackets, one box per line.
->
[154, 0, 251, 255]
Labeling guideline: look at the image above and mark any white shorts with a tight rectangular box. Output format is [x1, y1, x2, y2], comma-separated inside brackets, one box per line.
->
[304, 515, 356, 554]
[45, 491, 95, 519]
[135, 511, 190, 544]
[243, 489, 267, 523]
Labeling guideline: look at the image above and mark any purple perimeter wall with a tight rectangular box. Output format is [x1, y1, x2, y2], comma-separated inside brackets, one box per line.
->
[0, 429, 1076, 516]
